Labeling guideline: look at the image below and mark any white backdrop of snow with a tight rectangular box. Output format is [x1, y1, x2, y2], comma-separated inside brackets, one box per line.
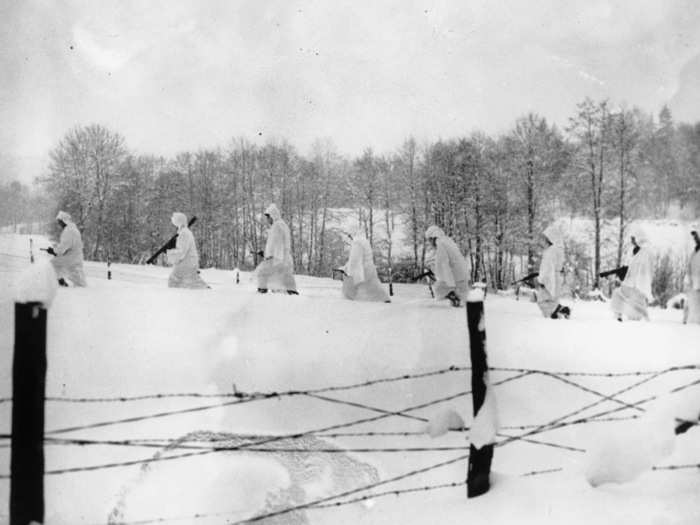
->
[0, 233, 699, 525]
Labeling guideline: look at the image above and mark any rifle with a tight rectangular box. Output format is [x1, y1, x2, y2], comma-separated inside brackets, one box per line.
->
[412, 269, 435, 298]
[249, 249, 265, 266]
[332, 268, 347, 281]
[412, 269, 436, 282]
[146, 216, 197, 265]
[511, 272, 539, 287]
[599, 266, 628, 280]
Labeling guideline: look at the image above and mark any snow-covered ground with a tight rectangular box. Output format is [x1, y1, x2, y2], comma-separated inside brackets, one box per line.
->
[1, 233, 699, 525]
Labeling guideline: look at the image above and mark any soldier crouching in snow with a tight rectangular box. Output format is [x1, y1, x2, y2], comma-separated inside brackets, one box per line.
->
[339, 228, 390, 303]
[255, 204, 298, 295]
[166, 212, 209, 289]
[47, 211, 87, 287]
[683, 224, 700, 324]
[536, 225, 570, 319]
[610, 228, 654, 322]
[424, 225, 469, 307]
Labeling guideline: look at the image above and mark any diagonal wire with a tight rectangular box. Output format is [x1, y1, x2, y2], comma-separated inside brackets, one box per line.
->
[226, 452, 470, 524]
[536, 371, 646, 413]
[0, 373, 530, 478]
[494, 370, 670, 450]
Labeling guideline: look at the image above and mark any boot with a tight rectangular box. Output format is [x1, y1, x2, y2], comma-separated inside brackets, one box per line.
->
[446, 291, 461, 307]
[287, 290, 299, 295]
[58, 278, 69, 287]
[257, 288, 268, 294]
[550, 304, 567, 319]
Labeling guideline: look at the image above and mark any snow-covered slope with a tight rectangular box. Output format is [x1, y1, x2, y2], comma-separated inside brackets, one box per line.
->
[1, 233, 699, 524]
[556, 217, 697, 260]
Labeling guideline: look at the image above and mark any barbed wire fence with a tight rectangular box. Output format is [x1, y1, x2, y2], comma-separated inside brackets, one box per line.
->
[1, 362, 699, 523]
[3, 249, 699, 523]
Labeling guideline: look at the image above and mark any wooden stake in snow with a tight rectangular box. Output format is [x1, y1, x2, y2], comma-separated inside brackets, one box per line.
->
[107, 257, 112, 280]
[466, 289, 494, 498]
[29, 238, 34, 264]
[11, 262, 57, 525]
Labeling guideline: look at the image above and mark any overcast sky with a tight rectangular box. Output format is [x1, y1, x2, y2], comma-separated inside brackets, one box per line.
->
[2, 0, 700, 184]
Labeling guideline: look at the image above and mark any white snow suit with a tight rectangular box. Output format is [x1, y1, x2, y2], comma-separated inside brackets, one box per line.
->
[426, 226, 469, 301]
[341, 235, 390, 302]
[684, 247, 700, 324]
[51, 220, 87, 287]
[167, 213, 208, 289]
[611, 231, 654, 321]
[536, 225, 565, 318]
[256, 204, 298, 292]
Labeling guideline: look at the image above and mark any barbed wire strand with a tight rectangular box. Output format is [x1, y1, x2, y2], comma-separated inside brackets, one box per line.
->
[512, 369, 670, 441]
[1, 415, 642, 449]
[0, 365, 471, 405]
[226, 452, 471, 524]
[495, 372, 700, 450]
[3, 364, 697, 406]
[36, 369, 529, 439]
[0, 414, 643, 452]
[40, 437, 472, 454]
[491, 364, 700, 378]
[0, 373, 530, 478]
[44, 396, 269, 436]
[89, 467, 573, 525]
[651, 463, 700, 471]
[493, 371, 668, 450]
[307, 480, 466, 510]
[536, 371, 647, 413]
[305, 381, 587, 453]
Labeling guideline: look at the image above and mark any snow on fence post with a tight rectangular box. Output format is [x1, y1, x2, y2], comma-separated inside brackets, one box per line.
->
[11, 262, 57, 525]
[466, 288, 495, 498]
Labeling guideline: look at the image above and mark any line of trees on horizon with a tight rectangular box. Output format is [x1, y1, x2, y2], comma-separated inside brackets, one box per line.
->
[3, 97, 700, 299]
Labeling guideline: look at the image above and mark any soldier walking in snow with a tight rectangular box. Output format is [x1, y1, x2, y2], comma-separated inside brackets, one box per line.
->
[166, 212, 209, 289]
[610, 228, 654, 321]
[536, 225, 570, 319]
[339, 228, 390, 302]
[683, 224, 700, 324]
[425, 225, 469, 307]
[256, 204, 298, 295]
[47, 211, 87, 287]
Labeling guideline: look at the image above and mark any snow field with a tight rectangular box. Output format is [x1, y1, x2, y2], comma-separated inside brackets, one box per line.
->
[0, 233, 699, 524]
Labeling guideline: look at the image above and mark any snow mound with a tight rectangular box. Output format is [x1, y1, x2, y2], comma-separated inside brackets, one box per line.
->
[14, 260, 58, 307]
[424, 408, 465, 438]
[467, 288, 486, 302]
[584, 405, 678, 487]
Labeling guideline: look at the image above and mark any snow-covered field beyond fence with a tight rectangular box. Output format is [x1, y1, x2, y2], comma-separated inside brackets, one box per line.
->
[1, 233, 699, 525]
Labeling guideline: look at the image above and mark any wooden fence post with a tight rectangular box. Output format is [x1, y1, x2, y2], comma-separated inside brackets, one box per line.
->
[466, 295, 494, 498]
[11, 301, 48, 524]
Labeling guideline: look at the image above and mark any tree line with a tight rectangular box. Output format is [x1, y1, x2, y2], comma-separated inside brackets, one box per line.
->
[17, 98, 700, 296]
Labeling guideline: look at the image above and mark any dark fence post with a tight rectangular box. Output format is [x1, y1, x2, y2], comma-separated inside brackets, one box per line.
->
[29, 238, 34, 264]
[107, 257, 112, 280]
[466, 295, 493, 498]
[11, 301, 48, 524]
